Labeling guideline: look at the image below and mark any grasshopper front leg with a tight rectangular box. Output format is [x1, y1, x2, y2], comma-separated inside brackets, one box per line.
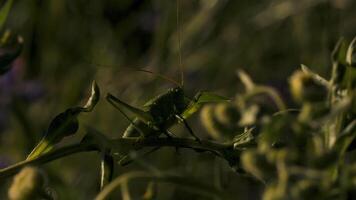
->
[175, 114, 201, 143]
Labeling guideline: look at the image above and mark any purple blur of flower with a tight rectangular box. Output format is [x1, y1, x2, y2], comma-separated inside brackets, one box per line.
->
[0, 58, 45, 132]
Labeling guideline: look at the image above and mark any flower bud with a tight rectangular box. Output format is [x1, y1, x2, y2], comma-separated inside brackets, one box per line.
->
[8, 167, 47, 200]
[289, 70, 327, 103]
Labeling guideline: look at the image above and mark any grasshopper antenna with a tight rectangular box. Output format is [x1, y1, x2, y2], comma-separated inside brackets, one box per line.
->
[177, 0, 184, 87]
[135, 68, 180, 86]
[84, 59, 181, 86]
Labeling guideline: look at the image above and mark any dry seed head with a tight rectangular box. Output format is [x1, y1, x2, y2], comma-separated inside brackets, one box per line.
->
[289, 70, 327, 103]
[200, 105, 224, 140]
[215, 103, 240, 125]
[200, 104, 242, 140]
[263, 183, 285, 200]
[8, 167, 46, 200]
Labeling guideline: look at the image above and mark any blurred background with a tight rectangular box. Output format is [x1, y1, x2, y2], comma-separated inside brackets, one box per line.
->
[1, 0, 356, 199]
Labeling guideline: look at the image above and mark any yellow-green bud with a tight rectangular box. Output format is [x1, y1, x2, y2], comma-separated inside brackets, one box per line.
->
[8, 167, 47, 200]
[289, 70, 327, 103]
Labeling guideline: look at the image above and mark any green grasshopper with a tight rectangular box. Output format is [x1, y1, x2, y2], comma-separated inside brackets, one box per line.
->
[106, 0, 229, 142]
[107, 84, 229, 141]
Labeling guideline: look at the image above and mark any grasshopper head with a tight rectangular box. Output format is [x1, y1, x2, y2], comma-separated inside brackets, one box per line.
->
[170, 87, 186, 113]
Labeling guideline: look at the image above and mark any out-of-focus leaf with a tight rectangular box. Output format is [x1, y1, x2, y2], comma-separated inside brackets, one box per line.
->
[330, 39, 348, 86]
[237, 69, 255, 91]
[0, 35, 23, 75]
[0, 0, 13, 30]
[333, 120, 356, 154]
[331, 38, 347, 65]
[182, 92, 230, 119]
[239, 105, 259, 126]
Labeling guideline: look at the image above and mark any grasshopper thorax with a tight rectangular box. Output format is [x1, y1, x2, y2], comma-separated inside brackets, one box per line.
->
[147, 87, 186, 127]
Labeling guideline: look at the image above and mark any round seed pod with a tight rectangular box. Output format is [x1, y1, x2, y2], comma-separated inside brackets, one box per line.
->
[289, 70, 327, 103]
[8, 167, 47, 200]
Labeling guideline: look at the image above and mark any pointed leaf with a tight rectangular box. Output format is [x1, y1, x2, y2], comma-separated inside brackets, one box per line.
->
[27, 108, 79, 160]
[27, 82, 99, 160]
[82, 80, 100, 112]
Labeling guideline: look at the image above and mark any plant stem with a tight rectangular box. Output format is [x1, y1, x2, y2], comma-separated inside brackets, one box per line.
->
[0, 143, 97, 179]
[0, 137, 235, 180]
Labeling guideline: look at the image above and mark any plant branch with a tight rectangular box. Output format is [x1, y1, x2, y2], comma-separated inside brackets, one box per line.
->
[0, 142, 97, 179]
[0, 137, 236, 180]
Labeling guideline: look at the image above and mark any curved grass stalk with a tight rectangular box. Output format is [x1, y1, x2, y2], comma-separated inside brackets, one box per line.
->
[95, 171, 227, 200]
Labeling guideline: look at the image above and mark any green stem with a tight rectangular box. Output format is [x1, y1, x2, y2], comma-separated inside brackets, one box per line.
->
[112, 137, 232, 158]
[95, 171, 227, 200]
[0, 137, 234, 179]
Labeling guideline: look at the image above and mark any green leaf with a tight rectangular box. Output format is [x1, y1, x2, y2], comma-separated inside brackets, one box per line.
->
[26, 108, 80, 160]
[27, 81, 100, 160]
[0, 0, 13, 30]
[0, 35, 23, 75]
[182, 92, 230, 119]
